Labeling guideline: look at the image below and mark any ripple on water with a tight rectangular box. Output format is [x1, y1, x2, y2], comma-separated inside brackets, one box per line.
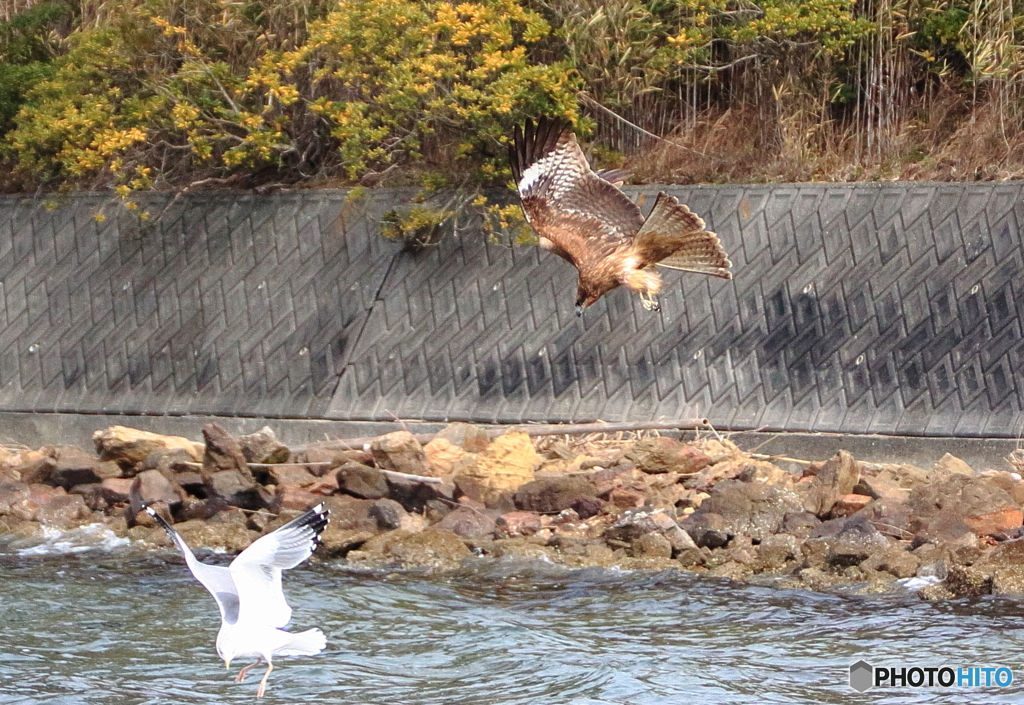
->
[1, 553, 1023, 704]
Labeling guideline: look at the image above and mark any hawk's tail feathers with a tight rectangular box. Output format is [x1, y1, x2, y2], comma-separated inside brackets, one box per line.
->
[637, 193, 733, 280]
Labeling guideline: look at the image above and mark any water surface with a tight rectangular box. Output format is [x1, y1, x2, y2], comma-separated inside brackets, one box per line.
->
[1, 542, 1022, 704]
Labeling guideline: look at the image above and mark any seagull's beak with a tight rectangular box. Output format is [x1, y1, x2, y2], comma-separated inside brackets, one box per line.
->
[224, 659, 231, 670]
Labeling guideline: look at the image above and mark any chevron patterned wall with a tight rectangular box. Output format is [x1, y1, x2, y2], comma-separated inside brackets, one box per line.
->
[1, 183, 1022, 436]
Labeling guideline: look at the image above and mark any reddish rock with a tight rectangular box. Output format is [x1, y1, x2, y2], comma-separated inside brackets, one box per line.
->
[306, 473, 340, 496]
[607, 487, 646, 509]
[830, 493, 873, 518]
[129, 470, 185, 515]
[626, 437, 710, 474]
[273, 485, 321, 512]
[267, 465, 316, 487]
[496, 510, 543, 537]
[964, 507, 1023, 537]
[435, 506, 497, 539]
[801, 450, 860, 517]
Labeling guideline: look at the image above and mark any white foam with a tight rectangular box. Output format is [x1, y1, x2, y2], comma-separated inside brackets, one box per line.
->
[897, 575, 943, 591]
[16, 522, 131, 556]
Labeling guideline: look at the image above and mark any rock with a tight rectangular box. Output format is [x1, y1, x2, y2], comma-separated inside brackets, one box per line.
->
[368, 498, 409, 531]
[44, 446, 120, 489]
[173, 471, 206, 497]
[689, 457, 788, 492]
[71, 477, 132, 511]
[781, 511, 821, 538]
[689, 438, 742, 464]
[909, 475, 1021, 540]
[202, 423, 252, 478]
[824, 515, 891, 567]
[246, 508, 276, 532]
[683, 511, 731, 549]
[455, 432, 539, 505]
[208, 506, 250, 527]
[236, 426, 290, 464]
[607, 486, 646, 509]
[753, 534, 801, 573]
[93, 426, 203, 469]
[322, 495, 378, 532]
[606, 508, 697, 554]
[371, 431, 431, 476]
[273, 485, 321, 512]
[514, 475, 597, 514]
[830, 493, 873, 518]
[336, 462, 389, 499]
[963, 507, 1023, 537]
[496, 511, 543, 537]
[801, 450, 860, 517]
[129, 470, 185, 516]
[174, 519, 255, 552]
[625, 437, 709, 474]
[853, 464, 927, 501]
[207, 470, 271, 510]
[349, 528, 471, 569]
[435, 422, 491, 452]
[944, 565, 991, 598]
[633, 531, 673, 558]
[683, 480, 804, 541]
[435, 506, 497, 539]
[385, 473, 456, 513]
[18, 457, 57, 485]
[860, 544, 920, 579]
[319, 528, 374, 557]
[423, 438, 465, 476]
[267, 465, 316, 487]
[991, 567, 1024, 595]
[930, 453, 975, 480]
[300, 443, 372, 468]
[571, 496, 605, 519]
[36, 494, 92, 529]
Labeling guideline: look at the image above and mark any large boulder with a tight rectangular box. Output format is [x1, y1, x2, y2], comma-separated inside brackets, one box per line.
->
[35, 493, 93, 529]
[514, 475, 597, 514]
[93, 426, 203, 470]
[336, 462, 389, 499]
[801, 450, 860, 517]
[909, 475, 1023, 540]
[682, 480, 804, 541]
[206, 469, 271, 510]
[434, 506, 497, 539]
[625, 437, 710, 475]
[605, 507, 697, 555]
[371, 431, 431, 476]
[236, 426, 290, 464]
[452, 432, 539, 506]
[202, 423, 252, 478]
[348, 527, 471, 569]
[129, 470, 185, 516]
[43, 446, 121, 489]
[423, 438, 466, 476]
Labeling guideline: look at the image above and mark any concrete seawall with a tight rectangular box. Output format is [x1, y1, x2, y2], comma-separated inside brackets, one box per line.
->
[1, 182, 1021, 438]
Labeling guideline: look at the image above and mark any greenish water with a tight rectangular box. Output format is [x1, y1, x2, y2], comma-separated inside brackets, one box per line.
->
[1, 533, 1023, 704]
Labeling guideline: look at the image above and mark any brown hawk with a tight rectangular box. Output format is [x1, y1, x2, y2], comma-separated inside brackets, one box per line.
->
[509, 117, 733, 315]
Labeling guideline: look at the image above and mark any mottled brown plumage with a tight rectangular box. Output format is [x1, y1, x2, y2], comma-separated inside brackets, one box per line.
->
[509, 117, 733, 314]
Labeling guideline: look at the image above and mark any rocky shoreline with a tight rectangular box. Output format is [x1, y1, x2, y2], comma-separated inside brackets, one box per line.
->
[2, 423, 1024, 600]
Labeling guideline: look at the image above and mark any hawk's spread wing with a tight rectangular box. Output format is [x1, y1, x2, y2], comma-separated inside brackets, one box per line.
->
[510, 118, 643, 270]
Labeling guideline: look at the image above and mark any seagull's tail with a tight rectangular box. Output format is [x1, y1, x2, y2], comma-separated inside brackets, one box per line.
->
[278, 628, 326, 657]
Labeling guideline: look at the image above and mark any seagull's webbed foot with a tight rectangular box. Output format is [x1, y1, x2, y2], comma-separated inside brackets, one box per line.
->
[256, 661, 274, 698]
[235, 658, 262, 682]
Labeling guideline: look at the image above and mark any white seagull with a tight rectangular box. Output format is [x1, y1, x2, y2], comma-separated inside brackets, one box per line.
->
[147, 503, 329, 698]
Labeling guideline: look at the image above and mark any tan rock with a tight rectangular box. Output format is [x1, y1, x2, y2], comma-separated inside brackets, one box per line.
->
[931, 453, 975, 479]
[93, 426, 203, 467]
[423, 438, 465, 476]
[371, 431, 431, 476]
[454, 432, 538, 505]
[496, 510, 543, 537]
[268, 465, 317, 487]
[608, 486, 646, 508]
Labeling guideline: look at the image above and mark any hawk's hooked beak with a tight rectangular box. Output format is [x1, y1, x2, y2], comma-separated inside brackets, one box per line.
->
[575, 303, 584, 317]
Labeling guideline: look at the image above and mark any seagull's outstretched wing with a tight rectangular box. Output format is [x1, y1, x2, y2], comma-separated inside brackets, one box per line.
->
[229, 504, 329, 629]
[146, 506, 241, 625]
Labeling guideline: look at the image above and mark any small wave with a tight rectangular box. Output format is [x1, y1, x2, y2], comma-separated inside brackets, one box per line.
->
[15, 522, 131, 556]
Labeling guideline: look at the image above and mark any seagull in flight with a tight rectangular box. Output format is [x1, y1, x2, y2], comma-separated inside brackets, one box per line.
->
[147, 503, 330, 698]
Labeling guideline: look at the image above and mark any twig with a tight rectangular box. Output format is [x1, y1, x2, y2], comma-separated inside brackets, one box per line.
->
[578, 93, 719, 161]
[748, 453, 816, 466]
[179, 460, 442, 484]
[378, 468, 442, 485]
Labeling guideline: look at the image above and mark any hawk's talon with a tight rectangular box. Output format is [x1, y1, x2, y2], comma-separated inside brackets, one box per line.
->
[639, 292, 660, 312]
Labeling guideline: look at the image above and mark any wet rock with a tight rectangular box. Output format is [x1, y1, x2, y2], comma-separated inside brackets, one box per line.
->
[202, 423, 252, 478]
[322, 495, 378, 532]
[825, 515, 891, 567]
[237, 426, 290, 464]
[371, 431, 431, 476]
[423, 438, 465, 476]
[625, 437, 709, 474]
[267, 465, 316, 487]
[488, 538, 556, 561]
[435, 422, 491, 452]
[514, 475, 596, 513]
[336, 462, 389, 500]
[319, 528, 374, 558]
[454, 432, 539, 506]
[633, 531, 673, 558]
[173, 519, 255, 552]
[683, 480, 804, 541]
[606, 508, 697, 555]
[349, 527, 471, 569]
[435, 506, 497, 539]
[207, 469, 271, 510]
[860, 544, 920, 579]
[368, 498, 409, 531]
[753, 534, 801, 573]
[93, 426, 203, 470]
[801, 451, 860, 517]
[36, 493, 93, 529]
[943, 564, 991, 598]
[496, 510, 543, 538]
[129, 470, 185, 516]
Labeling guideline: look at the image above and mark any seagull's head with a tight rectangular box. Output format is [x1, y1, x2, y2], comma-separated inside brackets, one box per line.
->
[216, 633, 238, 670]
